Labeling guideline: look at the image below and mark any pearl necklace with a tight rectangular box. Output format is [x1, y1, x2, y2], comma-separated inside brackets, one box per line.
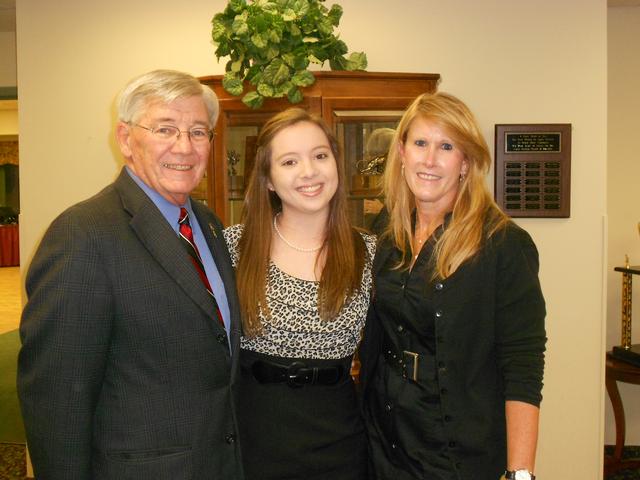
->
[273, 214, 322, 253]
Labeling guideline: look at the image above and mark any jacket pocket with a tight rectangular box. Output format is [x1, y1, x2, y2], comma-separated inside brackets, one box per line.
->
[100, 446, 193, 480]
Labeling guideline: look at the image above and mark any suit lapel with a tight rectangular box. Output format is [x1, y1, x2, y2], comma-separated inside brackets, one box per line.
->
[114, 170, 221, 329]
[192, 202, 242, 343]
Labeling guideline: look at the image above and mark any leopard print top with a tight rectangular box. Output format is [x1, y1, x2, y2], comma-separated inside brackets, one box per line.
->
[224, 223, 376, 359]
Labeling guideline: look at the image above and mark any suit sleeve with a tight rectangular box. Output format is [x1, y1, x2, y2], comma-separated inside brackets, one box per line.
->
[494, 226, 547, 407]
[18, 210, 113, 479]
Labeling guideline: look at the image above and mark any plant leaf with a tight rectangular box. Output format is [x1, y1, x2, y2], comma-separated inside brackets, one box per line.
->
[289, 24, 301, 36]
[243, 91, 264, 109]
[273, 80, 294, 97]
[211, 16, 228, 41]
[291, 69, 315, 87]
[265, 45, 280, 61]
[287, 86, 304, 104]
[317, 16, 333, 35]
[232, 12, 249, 36]
[329, 56, 347, 70]
[269, 29, 282, 43]
[228, 0, 247, 14]
[282, 8, 296, 21]
[327, 4, 343, 26]
[346, 51, 368, 71]
[222, 74, 244, 96]
[246, 64, 263, 84]
[261, 1, 279, 13]
[257, 82, 275, 97]
[230, 59, 244, 73]
[251, 32, 267, 49]
[215, 42, 231, 58]
[263, 58, 291, 85]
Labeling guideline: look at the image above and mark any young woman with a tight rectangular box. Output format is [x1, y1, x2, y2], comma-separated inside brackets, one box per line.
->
[223, 108, 375, 480]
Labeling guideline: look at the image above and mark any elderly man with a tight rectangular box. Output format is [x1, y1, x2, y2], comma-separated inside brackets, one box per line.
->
[18, 70, 243, 480]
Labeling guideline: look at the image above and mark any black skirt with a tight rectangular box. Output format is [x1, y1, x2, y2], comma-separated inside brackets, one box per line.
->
[237, 349, 368, 480]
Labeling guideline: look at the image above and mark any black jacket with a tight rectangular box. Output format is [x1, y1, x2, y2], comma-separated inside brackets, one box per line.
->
[360, 221, 546, 480]
[18, 169, 244, 480]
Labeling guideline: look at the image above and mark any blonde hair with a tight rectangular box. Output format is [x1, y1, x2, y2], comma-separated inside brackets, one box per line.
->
[236, 108, 366, 337]
[383, 92, 509, 278]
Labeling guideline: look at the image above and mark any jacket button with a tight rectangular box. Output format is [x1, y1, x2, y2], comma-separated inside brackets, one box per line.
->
[216, 333, 227, 344]
[385, 403, 393, 412]
[448, 441, 456, 448]
[396, 324, 404, 333]
[440, 388, 448, 395]
[444, 415, 452, 422]
[435, 310, 443, 318]
[225, 433, 235, 444]
[391, 443, 397, 449]
[435, 282, 443, 291]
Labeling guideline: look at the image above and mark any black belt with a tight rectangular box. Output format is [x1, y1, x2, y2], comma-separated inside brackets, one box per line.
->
[383, 347, 420, 382]
[249, 359, 346, 388]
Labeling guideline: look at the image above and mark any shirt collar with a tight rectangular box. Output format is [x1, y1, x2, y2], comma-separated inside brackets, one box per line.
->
[125, 166, 192, 232]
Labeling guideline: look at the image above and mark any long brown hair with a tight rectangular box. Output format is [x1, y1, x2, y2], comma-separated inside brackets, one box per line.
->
[384, 92, 509, 278]
[236, 108, 366, 337]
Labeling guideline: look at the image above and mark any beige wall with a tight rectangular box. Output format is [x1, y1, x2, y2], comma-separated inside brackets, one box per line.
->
[17, 0, 608, 477]
[607, 6, 640, 445]
[0, 105, 18, 135]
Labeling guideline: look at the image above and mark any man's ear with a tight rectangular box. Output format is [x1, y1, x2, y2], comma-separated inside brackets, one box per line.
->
[115, 121, 133, 158]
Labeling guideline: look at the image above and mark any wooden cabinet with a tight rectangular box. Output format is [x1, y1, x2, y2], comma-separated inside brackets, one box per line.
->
[198, 71, 440, 227]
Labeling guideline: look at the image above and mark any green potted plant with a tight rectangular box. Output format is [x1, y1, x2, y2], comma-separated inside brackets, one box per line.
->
[211, 0, 367, 109]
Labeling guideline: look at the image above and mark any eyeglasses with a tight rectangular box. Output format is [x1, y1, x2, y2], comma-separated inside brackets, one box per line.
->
[131, 123, 215, 143]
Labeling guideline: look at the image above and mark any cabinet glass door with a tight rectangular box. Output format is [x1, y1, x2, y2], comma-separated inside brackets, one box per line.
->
[226, 124, 262, 225]
[333, 110, 404, 231]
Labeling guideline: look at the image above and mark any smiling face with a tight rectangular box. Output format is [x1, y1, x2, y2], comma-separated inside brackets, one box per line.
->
[400, 116, 469, 216]
[267, 121, 339, 219]
[116, 95, 211, 206]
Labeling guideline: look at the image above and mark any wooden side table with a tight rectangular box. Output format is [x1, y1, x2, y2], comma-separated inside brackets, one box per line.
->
[605, 352, 640, 475]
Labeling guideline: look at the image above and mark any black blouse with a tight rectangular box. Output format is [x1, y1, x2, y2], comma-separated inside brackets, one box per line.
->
[360, 221, 547, 480]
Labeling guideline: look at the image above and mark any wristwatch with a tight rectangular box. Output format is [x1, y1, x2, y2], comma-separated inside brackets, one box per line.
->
[504, 469, 535, 480]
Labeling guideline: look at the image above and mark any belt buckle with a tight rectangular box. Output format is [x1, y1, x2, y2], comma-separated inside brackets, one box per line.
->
[402, 350, 419, 382]
[286, 361, 307, 388]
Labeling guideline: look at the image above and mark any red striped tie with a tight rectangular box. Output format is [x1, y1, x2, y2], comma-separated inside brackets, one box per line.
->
[178, 208, 224, 327]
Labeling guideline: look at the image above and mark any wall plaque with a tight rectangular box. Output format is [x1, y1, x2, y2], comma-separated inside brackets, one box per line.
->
[494, 124, 571, 218]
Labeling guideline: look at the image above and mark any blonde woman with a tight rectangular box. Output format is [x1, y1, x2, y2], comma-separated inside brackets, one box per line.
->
[223, 108, 375, 480]
[359, 92, 546, 480]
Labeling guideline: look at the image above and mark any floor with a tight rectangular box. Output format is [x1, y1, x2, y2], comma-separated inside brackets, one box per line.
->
[0, 266, 21, 334]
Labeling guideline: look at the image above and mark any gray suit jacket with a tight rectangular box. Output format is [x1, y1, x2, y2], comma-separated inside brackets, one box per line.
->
[18, 168, 244, 480]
